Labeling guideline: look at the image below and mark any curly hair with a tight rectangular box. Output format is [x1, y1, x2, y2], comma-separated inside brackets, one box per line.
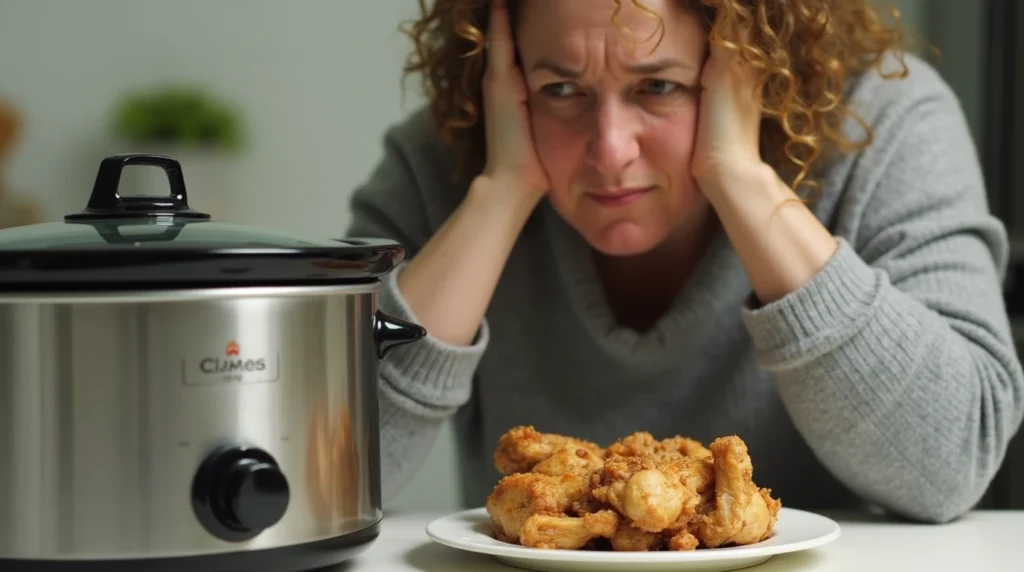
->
[399, 0, 915, 197]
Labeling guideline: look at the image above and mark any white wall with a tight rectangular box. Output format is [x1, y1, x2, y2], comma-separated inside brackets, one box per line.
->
[2, 0, 419, 235]
[0, 0, 463, 513]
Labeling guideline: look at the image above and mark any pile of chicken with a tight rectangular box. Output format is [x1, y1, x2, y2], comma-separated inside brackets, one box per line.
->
[485, 426, 781, 551]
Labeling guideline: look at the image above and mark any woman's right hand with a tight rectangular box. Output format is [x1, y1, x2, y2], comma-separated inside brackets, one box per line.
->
[480, 0, 550, 203]
[391, 0, 549, 348]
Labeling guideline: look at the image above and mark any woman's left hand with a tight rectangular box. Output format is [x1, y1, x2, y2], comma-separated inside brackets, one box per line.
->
[688, 30, 839, 305]
[690, 38, 768, 199]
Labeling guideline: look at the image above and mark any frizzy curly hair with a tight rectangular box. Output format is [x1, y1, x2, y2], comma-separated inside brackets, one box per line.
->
[399, 0, 915, 197]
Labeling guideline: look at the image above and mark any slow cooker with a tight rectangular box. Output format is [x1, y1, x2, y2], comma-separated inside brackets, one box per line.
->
[0, 153, 426, 571]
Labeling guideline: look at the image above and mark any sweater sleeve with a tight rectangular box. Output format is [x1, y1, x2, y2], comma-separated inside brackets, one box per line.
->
[344, 113, 488, 503]
[739, 69, 1024, 524]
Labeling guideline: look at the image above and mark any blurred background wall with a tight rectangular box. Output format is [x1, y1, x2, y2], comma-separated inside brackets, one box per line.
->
[0, 0, 424, 235]
[1, 0, 1021, 513]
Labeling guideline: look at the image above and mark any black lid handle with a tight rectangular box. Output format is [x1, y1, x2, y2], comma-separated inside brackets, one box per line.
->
[66, 153, 211, 221]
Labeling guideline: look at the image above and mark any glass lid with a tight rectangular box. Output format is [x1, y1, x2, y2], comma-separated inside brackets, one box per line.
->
[0, 154, 404, 289]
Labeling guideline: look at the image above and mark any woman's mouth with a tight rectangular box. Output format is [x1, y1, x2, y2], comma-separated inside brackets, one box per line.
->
[586, 186, 655, 208]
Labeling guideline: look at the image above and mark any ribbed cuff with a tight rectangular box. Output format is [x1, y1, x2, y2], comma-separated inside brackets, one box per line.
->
[740, 237, 884, 368]
[376, 262, 488, 409]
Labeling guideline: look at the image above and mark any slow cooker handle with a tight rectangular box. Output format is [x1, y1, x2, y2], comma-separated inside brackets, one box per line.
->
[373, 310, 427, 359]
[66, 153, 212, 221]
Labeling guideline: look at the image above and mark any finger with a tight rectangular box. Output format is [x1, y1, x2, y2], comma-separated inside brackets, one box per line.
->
[486, 0, 515, 73]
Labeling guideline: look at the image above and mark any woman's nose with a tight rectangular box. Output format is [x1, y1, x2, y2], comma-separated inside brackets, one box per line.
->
[585, 99, 640, 176]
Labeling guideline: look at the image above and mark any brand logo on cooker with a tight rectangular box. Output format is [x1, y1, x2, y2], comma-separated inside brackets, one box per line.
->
[199, 340, 267, 375]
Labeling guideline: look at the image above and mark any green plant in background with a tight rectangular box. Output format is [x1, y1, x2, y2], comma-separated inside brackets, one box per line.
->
[112, 85, 244, 151]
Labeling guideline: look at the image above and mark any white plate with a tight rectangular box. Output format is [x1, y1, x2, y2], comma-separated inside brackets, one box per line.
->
[425, 507, 840, 572]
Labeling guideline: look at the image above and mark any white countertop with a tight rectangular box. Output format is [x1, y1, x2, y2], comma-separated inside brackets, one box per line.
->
[339, 510, 1023, 572]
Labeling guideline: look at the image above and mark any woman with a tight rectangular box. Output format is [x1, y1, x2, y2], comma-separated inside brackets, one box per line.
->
[346, 0, 1024, 523]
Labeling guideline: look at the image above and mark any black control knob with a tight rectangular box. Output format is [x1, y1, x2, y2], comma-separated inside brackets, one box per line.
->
[192, 445, 290, 542]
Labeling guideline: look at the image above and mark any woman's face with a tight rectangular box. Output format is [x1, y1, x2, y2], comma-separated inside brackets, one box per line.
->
[516, 0, 708, 256]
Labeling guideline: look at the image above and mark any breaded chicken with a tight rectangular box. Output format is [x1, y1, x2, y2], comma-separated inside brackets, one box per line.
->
[485, 428, 781, 551]
[494, 425, 605, 475]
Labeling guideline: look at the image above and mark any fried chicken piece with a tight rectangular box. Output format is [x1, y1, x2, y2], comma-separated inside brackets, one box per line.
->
[591, 456, 700, 533]
[530, 448, 607, 517]
[657, 455, 715, 530]
[616, 468, 688, 532]
[659, 454, 715, 496]
[532, 445, 605, 477]
[570, 491, 611, 516]
[610, 521, 665, 552]
[666, 529, 701, 551]
[691, 436, 782, 548]
[604, 453, 676, 485]
[519, 510, 620, 549]
[485, 471, 592, 543]
[660, 436, 713, 460]
[494, 426, 605, 475]
[605, 432, 662, 458]
[757, 488, 782, 537]
[606, 431, 712, 462]
[644, 454, 715, 540]
[487, 427, 782, 552]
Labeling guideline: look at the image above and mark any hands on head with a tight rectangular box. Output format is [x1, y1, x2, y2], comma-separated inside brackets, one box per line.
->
[479, 0, 552, 205]
[394, 0, 775, 349]
[478, 0, 766, 205]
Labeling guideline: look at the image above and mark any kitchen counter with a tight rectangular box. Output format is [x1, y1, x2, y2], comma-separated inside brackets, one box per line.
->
[338, 509, 1023, 572]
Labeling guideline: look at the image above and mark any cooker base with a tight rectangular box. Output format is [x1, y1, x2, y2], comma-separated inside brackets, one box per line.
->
[0, 521, 380, 572]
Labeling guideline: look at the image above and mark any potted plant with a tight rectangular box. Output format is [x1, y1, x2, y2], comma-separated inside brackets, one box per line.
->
[110, 85, 245, 217]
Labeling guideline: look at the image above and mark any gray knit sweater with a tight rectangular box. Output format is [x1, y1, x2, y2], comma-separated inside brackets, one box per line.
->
[345, 53, 1024, 523]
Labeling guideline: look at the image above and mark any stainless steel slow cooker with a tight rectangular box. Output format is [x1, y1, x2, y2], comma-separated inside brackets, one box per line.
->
[0, 153, 426, 571]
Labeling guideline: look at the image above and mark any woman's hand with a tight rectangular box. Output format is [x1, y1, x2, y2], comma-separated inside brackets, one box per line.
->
[480, 0, 550, 203]
[390, 0, 550, 348]
[690, 32, 838, 305]
[690, 37, 767, 199]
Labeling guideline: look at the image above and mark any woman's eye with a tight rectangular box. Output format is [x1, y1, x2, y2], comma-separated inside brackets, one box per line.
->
[541, 82, 579, 97]
[637, 79, 680, 95]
